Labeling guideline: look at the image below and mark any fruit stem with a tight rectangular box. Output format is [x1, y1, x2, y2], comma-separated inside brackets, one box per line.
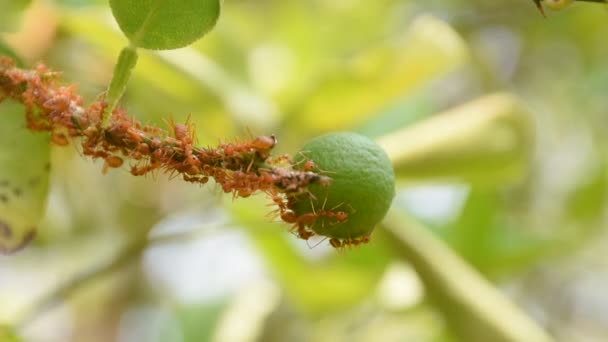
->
[103, 45, 138, 128]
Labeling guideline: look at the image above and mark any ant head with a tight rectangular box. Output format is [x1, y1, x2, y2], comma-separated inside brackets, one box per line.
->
[252, 135, 276, 150]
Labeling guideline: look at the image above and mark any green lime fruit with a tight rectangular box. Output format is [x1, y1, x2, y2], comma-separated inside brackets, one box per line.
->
[292, 132, 395, 240]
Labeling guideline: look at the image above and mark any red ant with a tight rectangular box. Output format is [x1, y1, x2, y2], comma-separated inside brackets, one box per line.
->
[285, 218, 316, 241]
[251, 134, 276, 151]
[295, 224, 315, 240]
[329, 234, 371, 250]
[102, 155, 123, 174]
[307, 197, 350, 227]
[51, 131, 70, 146]
[43, 94, 71, 117]
[303, 160, 316, 171]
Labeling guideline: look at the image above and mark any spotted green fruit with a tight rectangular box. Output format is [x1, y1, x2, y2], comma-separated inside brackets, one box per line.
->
[293, 132, 395, 239]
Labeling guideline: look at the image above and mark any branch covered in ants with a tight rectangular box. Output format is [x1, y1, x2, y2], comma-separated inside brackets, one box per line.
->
[0, 57, 331, 231]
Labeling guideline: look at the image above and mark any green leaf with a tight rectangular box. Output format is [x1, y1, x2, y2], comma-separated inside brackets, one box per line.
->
[109, 0, 221, 50]
[0, 100, 51, 254]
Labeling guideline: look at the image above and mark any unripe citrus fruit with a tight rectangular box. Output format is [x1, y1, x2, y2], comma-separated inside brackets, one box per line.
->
[292, 132, 395, 241]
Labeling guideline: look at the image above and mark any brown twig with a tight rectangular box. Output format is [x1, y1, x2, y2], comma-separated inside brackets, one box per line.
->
[0, 57, 334, 241]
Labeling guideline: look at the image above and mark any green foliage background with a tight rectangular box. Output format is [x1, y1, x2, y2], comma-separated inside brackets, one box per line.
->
[1, 1, 608, 341]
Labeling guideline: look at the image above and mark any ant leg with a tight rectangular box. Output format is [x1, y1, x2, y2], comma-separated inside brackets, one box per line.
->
[306, 236, 327, 249]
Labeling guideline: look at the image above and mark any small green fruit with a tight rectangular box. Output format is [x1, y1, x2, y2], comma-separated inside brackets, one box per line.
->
[292, 132, 395, 240]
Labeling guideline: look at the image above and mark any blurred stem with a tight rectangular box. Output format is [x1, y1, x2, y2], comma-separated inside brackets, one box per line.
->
[382, 209, 553, 342]
[14, 235, 148, 330]
[103, 45, 138, 127]
[377, 93, 533, 185]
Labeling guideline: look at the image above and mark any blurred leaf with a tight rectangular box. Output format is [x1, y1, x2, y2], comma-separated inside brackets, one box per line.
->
[109, 0, 221, 50]
[56, 0, 105, 7]
[0, 40, 24, 67]
[229, 197, 391, 315]
[446, 188, 552, 276]
[382, 209, 553, 342]
[59, 11, 208, 101]
[156, 49, 278, 129]
[446, 188, 498, 267]
[170, 303, 226, 342]
[59, 10, 253, 136]
[0, 100, 50, 253]
[0, 325, 22, 342]
[378, 93, 533, 186]
[0, 0, 31, 32]
[356, 90, 435, 139]
[567, 165, 608, 222]
[288, 15, 468, 134]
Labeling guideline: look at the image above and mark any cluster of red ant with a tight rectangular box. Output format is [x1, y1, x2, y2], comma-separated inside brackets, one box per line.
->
[281, 194, 371, 250]
[0, 57, 368, 249]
